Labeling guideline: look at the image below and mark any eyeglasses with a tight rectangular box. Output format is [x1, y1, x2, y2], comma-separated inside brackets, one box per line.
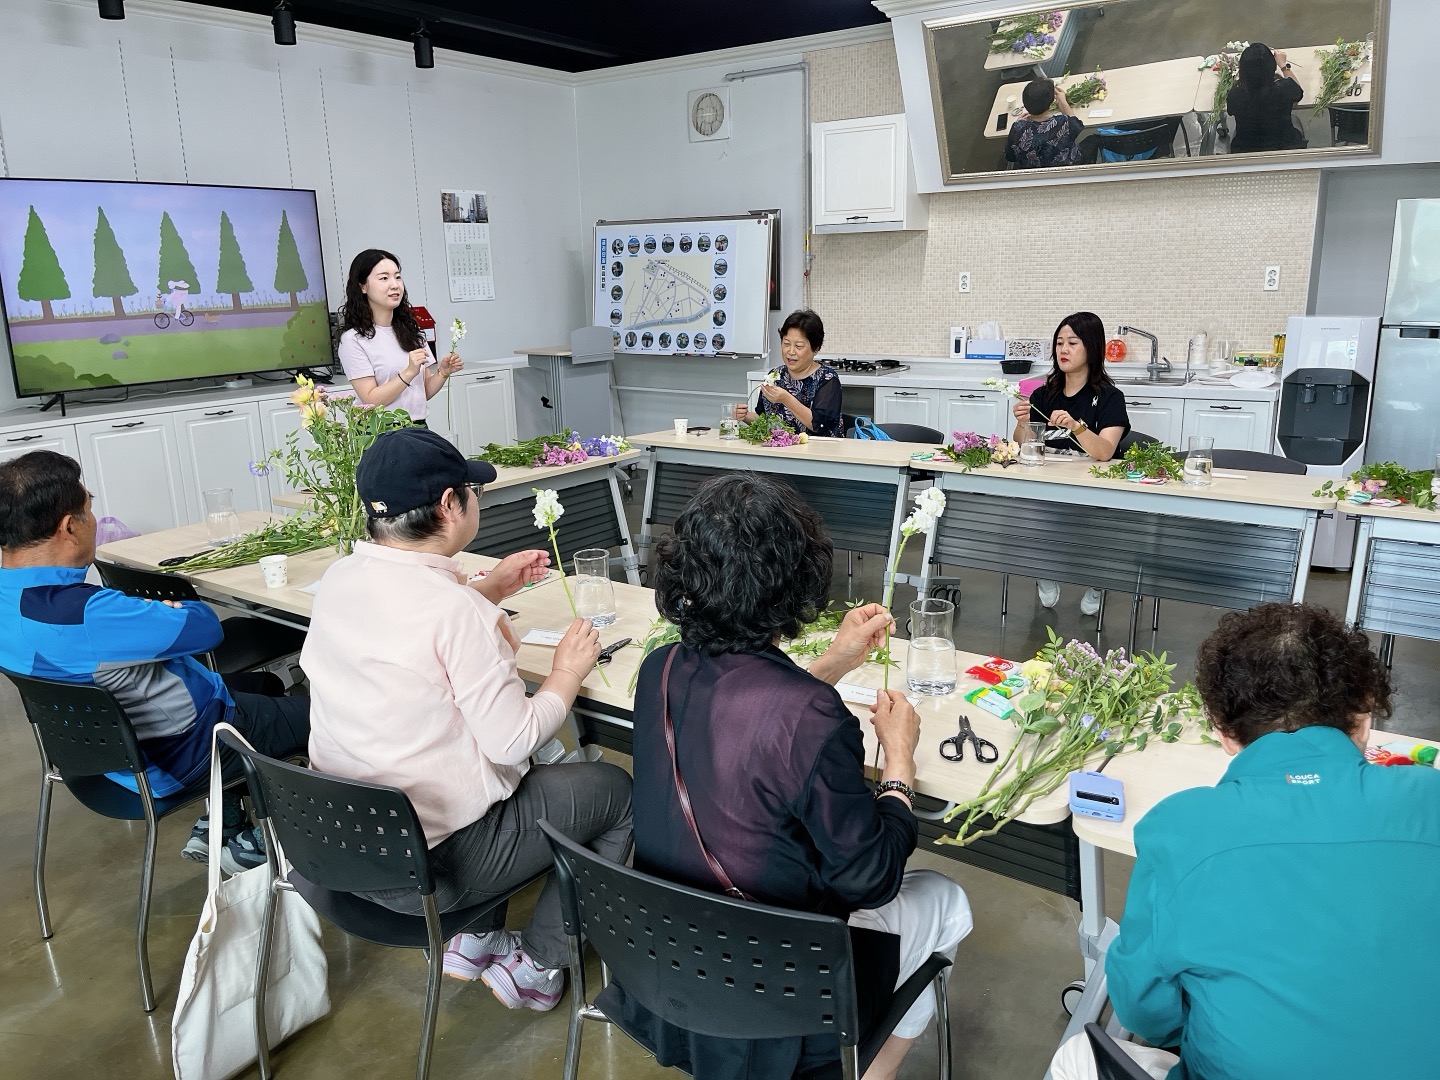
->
[464, 483, 485, 499]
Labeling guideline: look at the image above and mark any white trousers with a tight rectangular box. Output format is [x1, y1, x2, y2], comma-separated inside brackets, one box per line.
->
[848, 869, 973, 1039]
[1049, 1030, 1178, 1080]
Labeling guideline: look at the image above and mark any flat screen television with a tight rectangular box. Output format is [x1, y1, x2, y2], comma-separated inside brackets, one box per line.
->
[0, 178, 330, 399]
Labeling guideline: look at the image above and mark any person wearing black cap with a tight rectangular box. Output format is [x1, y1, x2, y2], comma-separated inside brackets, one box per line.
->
[301, 427, 633, 1012]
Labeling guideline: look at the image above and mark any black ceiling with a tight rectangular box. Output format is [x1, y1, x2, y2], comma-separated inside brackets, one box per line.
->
[182, 1, 889, 72]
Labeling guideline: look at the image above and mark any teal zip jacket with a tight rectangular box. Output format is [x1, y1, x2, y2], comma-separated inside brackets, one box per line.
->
[1107, 725, 1440, 1079]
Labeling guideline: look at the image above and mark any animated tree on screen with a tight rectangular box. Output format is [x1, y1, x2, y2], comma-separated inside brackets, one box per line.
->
[3, 182, 328, 395]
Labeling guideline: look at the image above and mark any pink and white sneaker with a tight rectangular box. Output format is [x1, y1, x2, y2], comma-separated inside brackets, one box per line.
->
[480, 947, 564, 1012]
[442, 930, 521, 982]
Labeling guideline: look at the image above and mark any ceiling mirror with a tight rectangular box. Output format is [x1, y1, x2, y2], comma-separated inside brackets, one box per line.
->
[923, 0, 1386, 182]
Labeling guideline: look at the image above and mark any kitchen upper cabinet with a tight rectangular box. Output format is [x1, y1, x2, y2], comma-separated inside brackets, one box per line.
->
[1124, 397, 1184, 449]
[75, 414, 187, 534]
[173, 402, 268, 519]
[939, 390, 1007, 442]
[874, 389, 940, 430]
[1182, 398, 1275, 452]
[812, 114, 928, 232]
[455, 368, 517, 455]
[0, 422, 78, 466]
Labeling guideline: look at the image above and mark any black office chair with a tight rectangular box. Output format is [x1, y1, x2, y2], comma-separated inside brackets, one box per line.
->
[4, 669, 216, 1013]
[1085, 1022, 1156, 1080]
[1329, 103, 1370, 146]
[226, 734, 547, 1080]
[878, 423, 946, 444]
[1113, 429, 1159, 457]
[1079, 117, 1182, 164]
[95, 561, 307, 675]
[539, 820, 953, 1080]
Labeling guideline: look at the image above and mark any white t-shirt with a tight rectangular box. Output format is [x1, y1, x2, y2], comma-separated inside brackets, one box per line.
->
[337, 325, 429, 421]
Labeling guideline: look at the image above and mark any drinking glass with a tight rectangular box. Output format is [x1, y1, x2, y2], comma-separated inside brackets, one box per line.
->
[1017, 423, 1046, 466]
[1183, 436, 1215, 488]
[907, 598, 957, 696]
[573, 548, 617, 627]
[719, 403, 741, 440]
[202, 487, 242, 544]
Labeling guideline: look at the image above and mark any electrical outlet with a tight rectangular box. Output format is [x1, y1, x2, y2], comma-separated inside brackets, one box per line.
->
[958, 271, 972, 294]
[1263, 265, 1281, 291]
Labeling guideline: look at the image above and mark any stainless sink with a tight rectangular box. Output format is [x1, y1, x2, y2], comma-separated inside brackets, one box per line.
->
[1109, 375, 1190, 386]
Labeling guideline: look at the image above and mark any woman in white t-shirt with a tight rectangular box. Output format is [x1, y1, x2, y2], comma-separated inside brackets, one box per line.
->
[337, 249, 461, 424]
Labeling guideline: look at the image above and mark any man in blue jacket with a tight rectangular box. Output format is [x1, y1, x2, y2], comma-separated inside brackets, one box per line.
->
[0, 451, 309, 872]
[1052, 602, 1440, 1079]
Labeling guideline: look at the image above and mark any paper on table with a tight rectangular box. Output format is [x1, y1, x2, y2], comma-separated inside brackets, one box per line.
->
[836, 682, 921, 708]
[1087, 108, 1115, 117]
[521, 628, 568, 646]
[1211, 469, 1249, 480]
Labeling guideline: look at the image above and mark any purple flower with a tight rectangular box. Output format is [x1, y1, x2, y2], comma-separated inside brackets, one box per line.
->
[248, 460, 271, 476]
[762, 427, 804, 447]
[952, 431, 987, 451]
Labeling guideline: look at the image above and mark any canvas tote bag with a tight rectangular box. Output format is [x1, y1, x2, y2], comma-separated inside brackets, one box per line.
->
[172, 723, 329, 1080]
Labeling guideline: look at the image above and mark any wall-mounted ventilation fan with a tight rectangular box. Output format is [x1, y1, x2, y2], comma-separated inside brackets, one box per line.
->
[687, 87, 731, 142]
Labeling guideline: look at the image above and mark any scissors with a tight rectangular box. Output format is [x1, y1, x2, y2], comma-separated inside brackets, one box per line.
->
[939, 714, 999, 764]
[596, 638, 633, 666]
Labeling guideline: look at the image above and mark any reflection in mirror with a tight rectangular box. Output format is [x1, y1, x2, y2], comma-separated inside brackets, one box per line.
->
[924, 0, 1385, 181]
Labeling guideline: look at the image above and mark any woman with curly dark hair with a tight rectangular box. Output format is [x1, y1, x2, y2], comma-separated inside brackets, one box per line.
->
[618, 473, 973, 1080]
[1053, 602, 1440, 1080]
[336, 248, 461, 424]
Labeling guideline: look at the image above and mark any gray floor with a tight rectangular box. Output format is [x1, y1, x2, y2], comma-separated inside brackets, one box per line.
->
[2, 469, 1436, 1079]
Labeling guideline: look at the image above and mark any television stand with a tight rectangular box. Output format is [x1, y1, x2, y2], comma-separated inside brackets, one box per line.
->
[293, 366, 334, 385]
[39, 393, 67, 417]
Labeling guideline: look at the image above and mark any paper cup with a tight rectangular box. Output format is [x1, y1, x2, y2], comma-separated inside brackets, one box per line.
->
[673, 418, 689, 437]
[259, 554, 289, 588]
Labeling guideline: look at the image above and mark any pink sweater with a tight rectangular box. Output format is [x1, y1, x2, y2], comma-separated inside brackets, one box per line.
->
[302, 542, 568, 845]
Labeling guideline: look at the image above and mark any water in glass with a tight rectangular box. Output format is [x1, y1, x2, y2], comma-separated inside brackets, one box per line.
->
[907, 598, 957, 695]
[1018, 423, 1045, 466]
[1183, 435, 1214, 488]
[202, 487, 241, 544]
[573, 548, 617, 627]
[719, 402, 740, 440]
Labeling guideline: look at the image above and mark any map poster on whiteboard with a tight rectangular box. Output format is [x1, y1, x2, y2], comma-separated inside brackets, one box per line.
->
[440, 190, 495, 302]
[595, 223, 741, 357]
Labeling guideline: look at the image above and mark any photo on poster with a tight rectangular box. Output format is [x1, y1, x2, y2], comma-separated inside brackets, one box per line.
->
[440, 189, 495, 302]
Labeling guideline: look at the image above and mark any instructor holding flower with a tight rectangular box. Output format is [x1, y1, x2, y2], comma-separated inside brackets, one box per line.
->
[337, 248, 463, 425]
[747, 309, 845, 437]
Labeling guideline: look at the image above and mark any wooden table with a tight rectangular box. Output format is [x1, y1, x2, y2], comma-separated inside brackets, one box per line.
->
[273, 450, 643, 584]
[1193, 43, 1375, 115]
[920, 457, 1336, 650]
[630, 430, 928, 593]
[984, 56, 1207, 139]
[1343, 500, 1440, 662]
[983, 9, 1075, 77]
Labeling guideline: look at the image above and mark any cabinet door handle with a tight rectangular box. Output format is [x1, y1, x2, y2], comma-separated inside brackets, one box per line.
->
[1207, 405, 1242, 411]
[894, 391, 918, 397]
[474, 375, 496, 383]
[203, 409, 234, 417]
[1130, 400, 1152, 406]
[6, 433, 44, 443]
[953, 393, 984, 399]
[111, 421, 145, 429]
[845, 215, 870, 222]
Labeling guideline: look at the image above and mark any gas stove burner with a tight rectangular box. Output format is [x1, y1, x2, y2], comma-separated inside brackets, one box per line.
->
[829, 358, 911, 374]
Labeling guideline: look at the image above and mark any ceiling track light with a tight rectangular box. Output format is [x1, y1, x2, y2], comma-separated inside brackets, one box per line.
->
[413, 22, 434, 70]
[98, 0, 124, 19]
[272, 1, 296, 46]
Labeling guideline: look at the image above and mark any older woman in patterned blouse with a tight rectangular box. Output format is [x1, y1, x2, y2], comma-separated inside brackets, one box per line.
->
[747, 309, 845, 438]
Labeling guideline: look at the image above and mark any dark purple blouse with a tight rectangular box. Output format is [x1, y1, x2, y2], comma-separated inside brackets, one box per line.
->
[630, 643, 918, 918]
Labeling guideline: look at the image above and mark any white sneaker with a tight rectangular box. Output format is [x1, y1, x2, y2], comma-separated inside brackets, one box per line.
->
[1080, 588, 1103, 616]
[1036, 580, 1060, 609]
[442, 929, 521, 981]
[481, 946, 564, 1011]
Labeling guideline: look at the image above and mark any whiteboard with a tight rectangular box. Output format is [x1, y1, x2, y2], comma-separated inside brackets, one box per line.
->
[592, 213, 774, 359]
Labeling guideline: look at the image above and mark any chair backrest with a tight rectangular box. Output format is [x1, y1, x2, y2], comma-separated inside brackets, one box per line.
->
[1085, 118, 1180, 162]
[539, 820, 863, 1046]
[3, 669, 147, 781]
[877, 423, 945, 444]
[1114, 430, 1159, 456]
[220, 731, 436, 897]
[1085, 1022, 1156, 1080]
[1210, 448, 1306, 475]
[95, 560, 201, 602]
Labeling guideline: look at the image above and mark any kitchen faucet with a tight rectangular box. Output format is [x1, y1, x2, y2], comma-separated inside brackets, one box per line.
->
[1115, 325, 1170, 380]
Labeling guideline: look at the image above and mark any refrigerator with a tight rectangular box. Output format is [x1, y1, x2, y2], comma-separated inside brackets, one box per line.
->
[1371, 199, 1440, 469]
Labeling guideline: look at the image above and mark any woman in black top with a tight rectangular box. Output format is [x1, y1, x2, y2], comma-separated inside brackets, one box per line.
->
[1012, 311, 1130, 614]
[621, 474, 973, 1080]
[1227, 43, 1306, 153]
[750, 309, 845, 437]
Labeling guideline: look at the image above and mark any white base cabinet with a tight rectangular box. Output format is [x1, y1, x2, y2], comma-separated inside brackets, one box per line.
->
[874, 389, 940, 430]
[939, 390, 1008, 442]
[1, 423, 79, 465]
[75, 415, 189, 535]
[1123, 397, 1185, 449]
[1182, 398, 1274, 451]
[454, 368, 518, 454]
[173, 403, 270, 517]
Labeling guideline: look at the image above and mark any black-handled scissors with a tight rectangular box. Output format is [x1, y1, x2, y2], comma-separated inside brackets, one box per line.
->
[939, 714, 999, 764]
[596, 638, 633, 666]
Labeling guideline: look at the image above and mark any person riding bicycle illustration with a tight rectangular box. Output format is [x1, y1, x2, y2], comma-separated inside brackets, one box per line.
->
[154, 280, 194, 327]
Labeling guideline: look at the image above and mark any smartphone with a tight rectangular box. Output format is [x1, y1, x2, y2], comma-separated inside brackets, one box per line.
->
[995, 112, 1009, 133]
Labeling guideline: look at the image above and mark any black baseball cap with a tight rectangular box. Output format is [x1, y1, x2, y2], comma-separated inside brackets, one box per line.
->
[355, 427, 497, 518]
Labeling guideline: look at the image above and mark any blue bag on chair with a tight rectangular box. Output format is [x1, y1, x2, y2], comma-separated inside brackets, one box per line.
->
[850, 416, 893, 441]
[1097, 127, 1160, 163]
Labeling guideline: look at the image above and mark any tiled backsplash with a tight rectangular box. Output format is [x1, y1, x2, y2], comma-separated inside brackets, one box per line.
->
[804, 40, 1320, 365]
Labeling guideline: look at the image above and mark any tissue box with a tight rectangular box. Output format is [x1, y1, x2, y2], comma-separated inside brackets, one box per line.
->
[965, 338, 1006, 360]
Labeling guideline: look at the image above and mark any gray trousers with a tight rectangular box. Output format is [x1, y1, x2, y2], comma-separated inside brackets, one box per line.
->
[371, 761, 633, 970]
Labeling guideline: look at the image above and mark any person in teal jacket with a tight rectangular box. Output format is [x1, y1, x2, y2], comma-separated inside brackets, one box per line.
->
[1051, 602, 1440, 1080]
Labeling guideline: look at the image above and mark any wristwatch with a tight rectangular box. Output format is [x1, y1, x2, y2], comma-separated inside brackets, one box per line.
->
[1072, 418, 1089, 435]
[874, 779, 916, 802]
